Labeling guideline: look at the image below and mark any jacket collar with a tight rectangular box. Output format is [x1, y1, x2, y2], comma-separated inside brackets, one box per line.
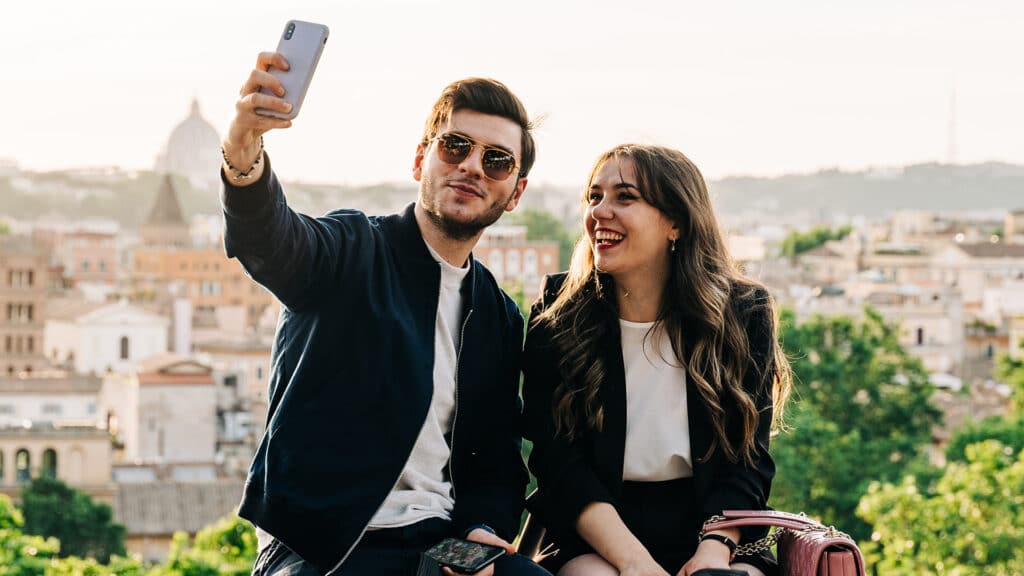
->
[387, 202, 480, 307]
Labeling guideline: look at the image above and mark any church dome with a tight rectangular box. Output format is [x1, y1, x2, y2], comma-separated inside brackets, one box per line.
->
[155, 99, 222, 190]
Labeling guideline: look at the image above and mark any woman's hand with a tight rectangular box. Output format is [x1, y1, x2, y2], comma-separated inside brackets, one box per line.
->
[677, 538, 732, 575]
[620, 553, 671, 576]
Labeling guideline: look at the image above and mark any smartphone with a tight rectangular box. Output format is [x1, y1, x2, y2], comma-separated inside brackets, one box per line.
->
[691, 570, 749, 576]
[424, 537, 506, 574]
[256, 20, 329, 120]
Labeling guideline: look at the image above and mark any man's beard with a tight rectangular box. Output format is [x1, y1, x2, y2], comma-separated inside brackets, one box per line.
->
[420, 178, 516, 241]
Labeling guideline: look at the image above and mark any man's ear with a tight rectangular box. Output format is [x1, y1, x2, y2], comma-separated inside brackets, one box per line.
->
[412, 143, 426, 182]
[503, 177, 528, 213]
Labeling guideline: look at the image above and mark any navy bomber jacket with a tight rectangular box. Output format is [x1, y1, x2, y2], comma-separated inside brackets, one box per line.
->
[221, 156, 528, 575]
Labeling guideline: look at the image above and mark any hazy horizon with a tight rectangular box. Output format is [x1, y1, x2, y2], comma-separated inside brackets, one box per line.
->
[4, 1, 1023, 187]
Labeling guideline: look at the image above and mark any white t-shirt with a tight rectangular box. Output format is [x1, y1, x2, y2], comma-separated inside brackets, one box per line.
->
[619, 319, 694, 481]
[366, 239, 469, 528]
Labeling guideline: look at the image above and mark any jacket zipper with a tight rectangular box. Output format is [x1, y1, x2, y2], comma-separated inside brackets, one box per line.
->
[448, 307, 473, 500]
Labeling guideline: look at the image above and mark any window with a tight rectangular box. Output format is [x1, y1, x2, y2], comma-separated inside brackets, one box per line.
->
[4, 336, 10, 352]
[0, 404, 15, 415]
[224, 375, 238, 388]
[916, 328, 924, 346]
[256, 366, 264, 381]
[506, 250, 520, 276]
[41, 449, 57, 479]
[489, 250, 504, 278]
[82, 260, 90, 272]
[524, 249, 538, 278]
[42, 403, 62, 415]
[120, 336, 130, 360]
[0, 451, 4, 485]
[26, 337, 33, 354]
[987, 344, 995, 358]
[15, 449, 30, 483]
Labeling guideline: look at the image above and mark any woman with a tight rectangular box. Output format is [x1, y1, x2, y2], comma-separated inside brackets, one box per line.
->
[522, 144, 791, 576]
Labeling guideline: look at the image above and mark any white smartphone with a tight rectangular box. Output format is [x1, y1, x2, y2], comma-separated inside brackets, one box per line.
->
[256, 20, 329, 120]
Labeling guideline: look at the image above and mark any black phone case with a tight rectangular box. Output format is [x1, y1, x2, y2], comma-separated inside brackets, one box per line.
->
[691, 569, 750, 576]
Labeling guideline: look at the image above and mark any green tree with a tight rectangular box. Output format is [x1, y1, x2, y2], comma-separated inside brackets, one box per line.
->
[770, 308, 942, 541]
[0, 493, 63, 575]
[0, 221, 10, 235]
[19, 477, 126, 563]
[780, 225, 852, 258]
[858, 440, 1024, 575]
[504, 209, 578, 269]
[994, 354, 1024, 414]
[148, 516, 257, 576]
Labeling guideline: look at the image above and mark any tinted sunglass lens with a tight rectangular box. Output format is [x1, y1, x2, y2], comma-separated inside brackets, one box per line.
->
[483, 151, 515, 180]
[438, 134, 472, 164]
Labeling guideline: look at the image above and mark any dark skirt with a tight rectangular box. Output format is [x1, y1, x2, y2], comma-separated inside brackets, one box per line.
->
[536, 475, 774, 573]
[540, 477, 702, 574]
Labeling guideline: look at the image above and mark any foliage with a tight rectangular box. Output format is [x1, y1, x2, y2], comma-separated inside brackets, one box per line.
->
[769, 308, 942, 541]
[994, 354, 1024, 414]
[504, 208, 578, 269]
[0, 493, 62, 576]
[20, 477, 126, 563]
[0, 221, 10, 235]
[148, 516, 256, 576]
[858, 440, 1024, 575]
[947, 415, 1024, 463]
[780, 225, 852, 258]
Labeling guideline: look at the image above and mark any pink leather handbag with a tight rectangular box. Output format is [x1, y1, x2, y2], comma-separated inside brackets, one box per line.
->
[701, 510, 866, 576]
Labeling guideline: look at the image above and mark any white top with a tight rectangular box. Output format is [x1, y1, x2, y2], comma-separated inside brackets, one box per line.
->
[619, 319, 694, 481]
[367, 240, 470, 528]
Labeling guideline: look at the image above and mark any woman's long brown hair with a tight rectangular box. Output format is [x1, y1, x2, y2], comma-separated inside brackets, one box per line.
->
[533, 144, 792, 465]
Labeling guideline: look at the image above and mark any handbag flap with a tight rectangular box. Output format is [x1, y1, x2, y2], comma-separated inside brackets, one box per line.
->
[780, 530, 865, 576]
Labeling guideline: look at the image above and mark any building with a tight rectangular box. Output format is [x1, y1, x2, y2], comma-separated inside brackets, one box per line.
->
[44, 298, 170, 375]
[140, 174, 191, 249]
[797, 282, 965, 376]
[103, 354, 217, 473]
[476, 225, 560, 299]
[195, 337, 273, 478]
[153, 98, 222, 192]
[932, 242, 1024, 306]
[0, 235, 50, 376]
[56, 229, 120, 285]
[0, 373, 113, 496]
[133, 175, 275, 328]
[114, 480, 243, 563]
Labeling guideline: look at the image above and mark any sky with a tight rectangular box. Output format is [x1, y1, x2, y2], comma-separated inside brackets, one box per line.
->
[3, 0, 1022, 186]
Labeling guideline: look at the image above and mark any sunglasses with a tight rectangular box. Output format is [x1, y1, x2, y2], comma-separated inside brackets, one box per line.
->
[430, 132, 520, 181]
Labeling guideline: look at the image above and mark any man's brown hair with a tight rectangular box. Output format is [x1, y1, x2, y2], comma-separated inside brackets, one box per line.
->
[422, 78, 536, 177]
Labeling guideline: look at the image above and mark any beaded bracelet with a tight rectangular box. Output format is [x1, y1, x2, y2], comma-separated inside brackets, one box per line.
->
[221, 136, 264, 182]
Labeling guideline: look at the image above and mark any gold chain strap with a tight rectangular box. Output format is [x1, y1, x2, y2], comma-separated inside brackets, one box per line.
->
[699, 514, 852, 558]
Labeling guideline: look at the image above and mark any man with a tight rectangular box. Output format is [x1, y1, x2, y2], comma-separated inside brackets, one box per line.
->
[220, 51, 549, 576]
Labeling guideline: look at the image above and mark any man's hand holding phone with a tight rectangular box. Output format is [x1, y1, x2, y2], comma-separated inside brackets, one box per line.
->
[222, 52, 293, 184]
[223, 20, 328, 184]
[433, 528, 516, 576]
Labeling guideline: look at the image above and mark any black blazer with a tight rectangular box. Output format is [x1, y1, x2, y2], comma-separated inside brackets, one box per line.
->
[522, 273, 777, 554]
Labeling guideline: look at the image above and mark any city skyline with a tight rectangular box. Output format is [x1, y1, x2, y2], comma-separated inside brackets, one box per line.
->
[4, 0, 1023, 186]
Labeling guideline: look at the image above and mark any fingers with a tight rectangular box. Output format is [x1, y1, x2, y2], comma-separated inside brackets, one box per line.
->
[256, 51, 290, 72]
[240, 68, 285, 98]
[237, 91, 292, 119]
[465, 529, 515, 554]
